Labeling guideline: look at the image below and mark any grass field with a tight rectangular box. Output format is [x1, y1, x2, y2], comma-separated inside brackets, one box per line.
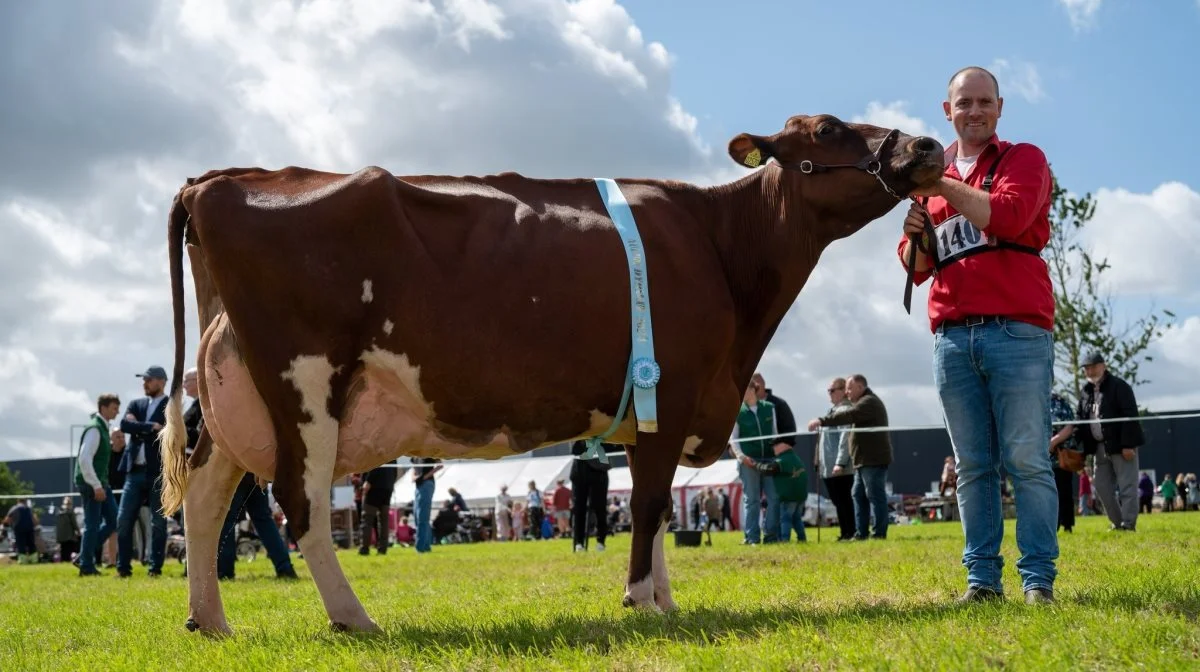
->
[1, 513, 1198, 671]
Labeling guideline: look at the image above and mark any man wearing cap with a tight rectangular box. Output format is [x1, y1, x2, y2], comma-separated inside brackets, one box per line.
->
[116, 365, 171, 577]
[1074, 351, 1145, 531]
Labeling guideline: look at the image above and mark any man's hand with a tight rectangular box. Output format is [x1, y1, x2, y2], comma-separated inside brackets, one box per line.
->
[125, 413, 136, 422]
[832, 465, 844, 476]
[909, 178, 945, 198]
[93, 487, 106, 502]
[1122, 448, 1135, 461]
[903, 200, 932, 239]
[772, 442, 789, 453]
[740, 456, 756, 468]
[807, 418, 822, 432]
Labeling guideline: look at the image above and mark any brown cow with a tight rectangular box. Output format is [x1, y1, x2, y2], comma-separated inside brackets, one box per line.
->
[158, 114, 943, 635]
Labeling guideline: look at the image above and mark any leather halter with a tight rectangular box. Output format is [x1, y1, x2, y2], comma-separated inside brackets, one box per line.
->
[776, 128, 903, 200]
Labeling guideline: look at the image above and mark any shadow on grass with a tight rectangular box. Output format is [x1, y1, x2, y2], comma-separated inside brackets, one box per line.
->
[350, 600, 976, 654]
[1071, 586, 1200, 622]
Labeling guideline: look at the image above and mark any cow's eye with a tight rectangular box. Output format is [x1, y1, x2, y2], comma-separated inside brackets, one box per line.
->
[817, 123, 835, 137]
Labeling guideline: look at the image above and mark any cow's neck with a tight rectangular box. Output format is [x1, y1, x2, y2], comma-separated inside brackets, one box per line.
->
[701, 167, 826, 380]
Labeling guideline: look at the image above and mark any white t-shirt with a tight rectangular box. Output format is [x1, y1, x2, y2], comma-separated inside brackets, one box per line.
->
[955, 154, 979, 180]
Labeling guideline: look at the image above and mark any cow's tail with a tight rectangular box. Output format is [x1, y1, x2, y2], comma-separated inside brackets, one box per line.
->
[159, 189, 190, 517]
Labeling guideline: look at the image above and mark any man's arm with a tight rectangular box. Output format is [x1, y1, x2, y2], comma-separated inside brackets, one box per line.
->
[834, 427, 853, 469]
[924, 145, 1051, 239]
[77, 428, 104, 491]
[120, 400, 156, 435]
[1115, 381, 1145, 450]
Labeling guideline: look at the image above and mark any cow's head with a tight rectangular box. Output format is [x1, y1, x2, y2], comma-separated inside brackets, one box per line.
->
[728, 114, 944, 239]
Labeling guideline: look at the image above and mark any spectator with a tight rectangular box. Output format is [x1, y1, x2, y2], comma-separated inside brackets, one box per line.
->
[1137, 472, 1155, 514]
[1185, 474, 1199, 511]
[526, 481, 545, 539]
[569, 440, 611, 552]
[1048, 392, 1078, 533]
[1159, 475, 1177, 513]
[410, 458, 441, 552]
[1075, 351, 1145, 531]
[4, 498, 39, 565]
[772, 443, 809, 542]
[494, 485, 512, 541]
[55, 497, 80, 563]
[359, 461, 398, 555]
[702, 488, 722, 545]
[552, 479, 572, 537]
[76, 393, 121, 576]
[1078, 468, 1094, 516]
[217, 474, 297, 580]
[817, 377, 856, 541]
[728, 378, 784, 544]
[117, 365, 171, 578]
[447, 487, 468, 513]
[395, 516, 415, 546]
[807, 374, 892, 541]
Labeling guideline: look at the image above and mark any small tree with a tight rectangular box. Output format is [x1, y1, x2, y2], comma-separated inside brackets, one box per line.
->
[0, 462, 32, 498]
[1046, 173, 1175, 402]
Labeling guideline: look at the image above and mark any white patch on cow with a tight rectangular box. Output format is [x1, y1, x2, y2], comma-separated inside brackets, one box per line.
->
[531, 296, 539, 304]
[651, 520, 676, 611]
[280, 355, 341, 518]
[584, 408, 636, 444]
[625, 575, 656, 610]
[682, 435, 703, 457]
[358, 346, 429, 407]
[361, 279, 373, 304]
[382, 319, 394, 335]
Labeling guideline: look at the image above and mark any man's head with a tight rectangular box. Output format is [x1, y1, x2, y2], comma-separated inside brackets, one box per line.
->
[827, 377, 847, 404]
[137, 365, 168, 396]
[944, 66, 1003, 151]
[751, 372, 768, 401]
[727, 114, 945, 240]
[744, 378, 763, 405]
[1082, 351, 1107, 384]
[96, 393, 121, 421]
[845, 374, 868, 402]
[183, 367, 198, 399]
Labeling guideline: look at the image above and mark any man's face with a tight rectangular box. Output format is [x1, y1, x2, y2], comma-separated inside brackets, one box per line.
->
[744, 383, 760, 405]
[143, 376, 165, 396]
[99, 401, 120, 422]
[944, 71, 1003, 148]
[183, 372, 198, 398]
[846, 378, 865, 401]
[1084, 363, 1106, 382]
[827, 380, 846, 403]
[751, 375, 767, 401]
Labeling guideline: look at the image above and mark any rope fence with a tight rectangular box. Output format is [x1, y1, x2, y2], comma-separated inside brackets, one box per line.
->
[3, 410, 1197, 501]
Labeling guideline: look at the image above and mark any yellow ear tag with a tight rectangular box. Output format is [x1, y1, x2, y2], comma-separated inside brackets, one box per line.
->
[743, 148, 762, 168]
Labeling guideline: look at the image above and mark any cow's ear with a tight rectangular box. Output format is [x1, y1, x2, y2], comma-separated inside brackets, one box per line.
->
[728, 133, 775, 169]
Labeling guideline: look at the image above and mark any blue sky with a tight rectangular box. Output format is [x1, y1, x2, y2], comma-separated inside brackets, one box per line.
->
[0, 0, 1197, 461]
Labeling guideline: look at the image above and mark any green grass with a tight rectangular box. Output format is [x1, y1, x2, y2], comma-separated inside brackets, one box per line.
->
[2, 513, 1198, 671]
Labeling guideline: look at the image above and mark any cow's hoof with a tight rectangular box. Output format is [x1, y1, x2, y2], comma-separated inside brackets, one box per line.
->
[621, 594, 662, 613]
[329, 618, 383, 634]
[185, 618, 199, 632]
[185, 617, 232, 637]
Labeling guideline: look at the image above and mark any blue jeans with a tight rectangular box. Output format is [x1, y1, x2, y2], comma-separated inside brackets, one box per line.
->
[117, 470, 167, 574]
[78, 484, 117, 573]
[217, 475, 294, 579]
[779, 501, 807, 541]
[934, 318, 1059, 593]
[737, 462, 779, 543]
[852, 465, 889, 539]
[413, 479, 435, 552]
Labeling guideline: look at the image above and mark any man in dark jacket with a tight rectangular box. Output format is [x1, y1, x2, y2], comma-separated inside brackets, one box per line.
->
[1074, 351, 1145, 531]
[752, 373, 798, 449]
[117, 365, 170, 577]
[808, 374, 892, 540]
[359, 461, 398, 554]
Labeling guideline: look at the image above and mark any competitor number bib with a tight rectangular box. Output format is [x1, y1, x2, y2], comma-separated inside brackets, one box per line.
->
[934, 213, 989, 263]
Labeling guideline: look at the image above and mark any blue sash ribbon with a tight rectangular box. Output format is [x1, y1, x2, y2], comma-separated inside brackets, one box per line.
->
[578, 178, 661, 464]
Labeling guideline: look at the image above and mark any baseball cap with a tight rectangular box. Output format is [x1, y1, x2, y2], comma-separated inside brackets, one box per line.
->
[137, 365, 168, 380]
[1081, 351, 1105, 367]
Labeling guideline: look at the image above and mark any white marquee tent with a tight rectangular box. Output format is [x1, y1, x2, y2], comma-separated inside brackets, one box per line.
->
[390, 455, 575, 511]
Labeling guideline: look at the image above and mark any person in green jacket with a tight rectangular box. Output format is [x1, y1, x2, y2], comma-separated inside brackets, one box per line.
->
[75, 393, 122, 576]
[773, 443, 809, 542]
[1159, 475, 1177, 512]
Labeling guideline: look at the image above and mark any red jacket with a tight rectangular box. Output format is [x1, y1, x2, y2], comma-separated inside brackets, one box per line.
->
[898, 135, 1054, 332]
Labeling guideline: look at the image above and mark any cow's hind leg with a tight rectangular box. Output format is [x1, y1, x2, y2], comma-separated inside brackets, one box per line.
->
[622, 436, 684, 613]
[274, 355, 379, 634]
[183, 430, 245, 635]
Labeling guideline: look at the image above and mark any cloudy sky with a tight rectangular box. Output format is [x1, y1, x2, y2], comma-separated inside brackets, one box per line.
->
[2, 0, 1198, 462]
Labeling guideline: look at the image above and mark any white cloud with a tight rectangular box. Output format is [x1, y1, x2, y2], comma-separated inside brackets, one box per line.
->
[989, 58, 1046, 104]
[1084, 181, 1200, 297]
[1059, 0, 1102, 31]
[852, 101, 946, 145]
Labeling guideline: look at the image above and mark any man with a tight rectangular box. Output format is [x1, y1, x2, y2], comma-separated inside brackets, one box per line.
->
[410, 458, 442, 553]
[752, 373, 798, 453]
[569, 440, 612, 552]
[4, 498, 39, 565]
[75, 393, 121, 576]
[1074, 351, 1144, 531]
[359, 460, 398, 554]
[217, 474, 298, 580]
[117, 365, 171, 577]
[897, 66, 1059, 604]
[807, 374, 892, 541]
[817, 377, 857, 541]
[727, 379, 783, 544]
[551, 479, 572, 537]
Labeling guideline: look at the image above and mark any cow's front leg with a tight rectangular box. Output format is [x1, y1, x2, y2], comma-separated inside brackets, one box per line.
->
[622, 436, 683, 613]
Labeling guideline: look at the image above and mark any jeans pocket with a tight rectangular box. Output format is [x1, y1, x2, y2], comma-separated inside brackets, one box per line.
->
[1001, 319, 1050, 340]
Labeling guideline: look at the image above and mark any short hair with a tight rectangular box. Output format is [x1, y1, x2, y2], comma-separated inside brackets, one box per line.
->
[830, 377, 847, 387]
[184, 367, 198, 377]
[97, 393, 120, 410]
[849, 374, 868, 387]
[948, 66, 999, 99]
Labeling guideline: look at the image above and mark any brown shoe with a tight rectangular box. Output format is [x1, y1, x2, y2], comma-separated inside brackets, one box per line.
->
[1024, 588, 1055, 605]
[956, 586, 1003, 604]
